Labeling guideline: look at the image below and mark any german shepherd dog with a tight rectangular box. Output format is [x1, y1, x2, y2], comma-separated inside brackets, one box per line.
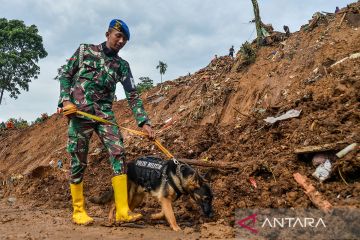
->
[91, 156, 213, 231]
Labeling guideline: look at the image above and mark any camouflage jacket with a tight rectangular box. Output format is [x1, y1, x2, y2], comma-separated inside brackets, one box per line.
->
[58, 42, 150, 127]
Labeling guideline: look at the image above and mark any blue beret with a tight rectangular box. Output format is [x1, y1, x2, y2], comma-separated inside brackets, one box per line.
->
[109, 19, 130, 41]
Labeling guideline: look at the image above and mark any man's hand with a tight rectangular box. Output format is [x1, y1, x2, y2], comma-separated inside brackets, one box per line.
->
[62, 101, 77, 117]
[142, 124, 155, 140]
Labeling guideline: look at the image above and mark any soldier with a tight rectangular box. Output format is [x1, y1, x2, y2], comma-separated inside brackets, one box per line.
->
[283, 25, 290, 37]
[229, 46, 234, 58]
[58, 19, 155, 225]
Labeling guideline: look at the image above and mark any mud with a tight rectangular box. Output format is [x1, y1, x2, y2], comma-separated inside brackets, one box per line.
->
[0, 3, 359, 239]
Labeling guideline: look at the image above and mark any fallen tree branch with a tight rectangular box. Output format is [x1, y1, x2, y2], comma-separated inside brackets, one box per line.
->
[294, 142, 347, 154]
[338, 12, 347, 27]
[293, 172, 333, 213]
[178, 158, 246, 169]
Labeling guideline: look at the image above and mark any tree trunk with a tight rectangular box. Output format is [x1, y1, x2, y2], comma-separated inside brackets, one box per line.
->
[0, 88, 4, 105]
[251, 0, 263, 45]
[160, 74, 163, 83]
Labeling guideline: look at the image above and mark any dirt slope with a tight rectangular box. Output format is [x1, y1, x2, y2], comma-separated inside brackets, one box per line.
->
[1, 3, 359, 239]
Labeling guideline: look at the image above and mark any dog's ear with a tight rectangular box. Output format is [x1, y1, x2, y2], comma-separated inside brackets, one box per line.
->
[186, 172, 202, 190]
[188, 175, 201, 190]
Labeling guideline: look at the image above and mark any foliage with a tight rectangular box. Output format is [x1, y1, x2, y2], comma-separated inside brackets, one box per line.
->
[156, 61, 168, 83]
[0, 18, 48, 104]
[239, 41, 256, 65]
[136, 77, 154, 94]
[6, 117, 29, 129]
[33, 113, 49, 124]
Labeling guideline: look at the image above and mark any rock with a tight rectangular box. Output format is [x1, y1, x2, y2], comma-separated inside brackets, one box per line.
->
[286, 191, 298, 202]
[7, 196, 16, 205]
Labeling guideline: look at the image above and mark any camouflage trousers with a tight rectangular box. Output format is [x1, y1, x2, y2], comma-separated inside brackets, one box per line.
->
[67, 117, 126, 184]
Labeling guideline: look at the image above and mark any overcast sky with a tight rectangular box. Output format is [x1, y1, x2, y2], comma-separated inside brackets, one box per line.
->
[0, 0, 355, 122]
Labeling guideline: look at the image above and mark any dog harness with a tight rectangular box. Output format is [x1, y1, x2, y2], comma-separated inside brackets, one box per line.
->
[133, 156, 185, 200]
[134, 156, 167, 192]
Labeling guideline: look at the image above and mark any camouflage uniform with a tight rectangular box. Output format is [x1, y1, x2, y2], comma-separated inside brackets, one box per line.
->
[58, 42, 150, 184]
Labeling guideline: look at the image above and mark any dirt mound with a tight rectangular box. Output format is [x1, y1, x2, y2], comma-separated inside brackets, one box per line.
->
[1, 2, 359, 236]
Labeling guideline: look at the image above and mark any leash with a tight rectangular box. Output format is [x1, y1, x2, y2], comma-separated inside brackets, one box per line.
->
[73, 110, 187, 198]
[73, 110, 175, 160]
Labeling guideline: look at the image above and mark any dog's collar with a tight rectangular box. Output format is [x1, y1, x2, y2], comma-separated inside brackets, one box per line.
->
[161, 163, 186, 201]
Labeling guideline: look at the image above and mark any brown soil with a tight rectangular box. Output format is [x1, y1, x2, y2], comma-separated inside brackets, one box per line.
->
[1, 3, 359, 239]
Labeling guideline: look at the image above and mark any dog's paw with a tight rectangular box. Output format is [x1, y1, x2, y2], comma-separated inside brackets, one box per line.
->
[172, 225, 181, 232]
[150, 212, 165, 220]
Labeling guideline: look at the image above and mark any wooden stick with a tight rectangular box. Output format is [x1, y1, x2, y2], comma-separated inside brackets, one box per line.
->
[231, 105, 251, 118]
[293, 172, 333, 213]
[338, 12, 347, 27]
[338, 168, 349, 186]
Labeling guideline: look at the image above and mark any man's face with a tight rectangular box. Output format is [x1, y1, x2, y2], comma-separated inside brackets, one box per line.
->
[106, 29, 127, 52]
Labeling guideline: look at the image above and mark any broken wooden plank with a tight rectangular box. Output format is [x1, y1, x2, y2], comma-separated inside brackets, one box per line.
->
[293, 172, 333, 213]
[294, 142, 348, 154]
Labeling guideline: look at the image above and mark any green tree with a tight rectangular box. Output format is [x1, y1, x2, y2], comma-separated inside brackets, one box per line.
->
[136, 77, 154, 94]
[54, 63, 67, 81]
[0, 18, 48, 104]
[251, 0, 264, 45]
[156, 61, 167, 83]
[7, 117, 29, 129]
[239, 41, 256, 65]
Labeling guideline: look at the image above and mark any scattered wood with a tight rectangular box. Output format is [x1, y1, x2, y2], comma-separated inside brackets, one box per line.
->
[294, 142, 348, 154]
[293, 172, 333, 213]
[330, 52, 360, 68]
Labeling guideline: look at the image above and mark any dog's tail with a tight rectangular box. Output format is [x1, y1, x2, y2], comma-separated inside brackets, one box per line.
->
[89, 188, 114, 204]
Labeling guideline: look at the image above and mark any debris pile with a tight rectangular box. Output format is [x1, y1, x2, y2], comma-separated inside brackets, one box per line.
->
[0, 2, 359, 232]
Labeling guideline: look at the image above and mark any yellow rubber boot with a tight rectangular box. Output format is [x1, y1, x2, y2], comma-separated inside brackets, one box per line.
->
[70, 182, 94, 225]
[112, 174, 142, 222]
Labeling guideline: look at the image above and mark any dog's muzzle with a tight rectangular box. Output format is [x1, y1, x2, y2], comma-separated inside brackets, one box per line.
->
[202, 203, 214, 218]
